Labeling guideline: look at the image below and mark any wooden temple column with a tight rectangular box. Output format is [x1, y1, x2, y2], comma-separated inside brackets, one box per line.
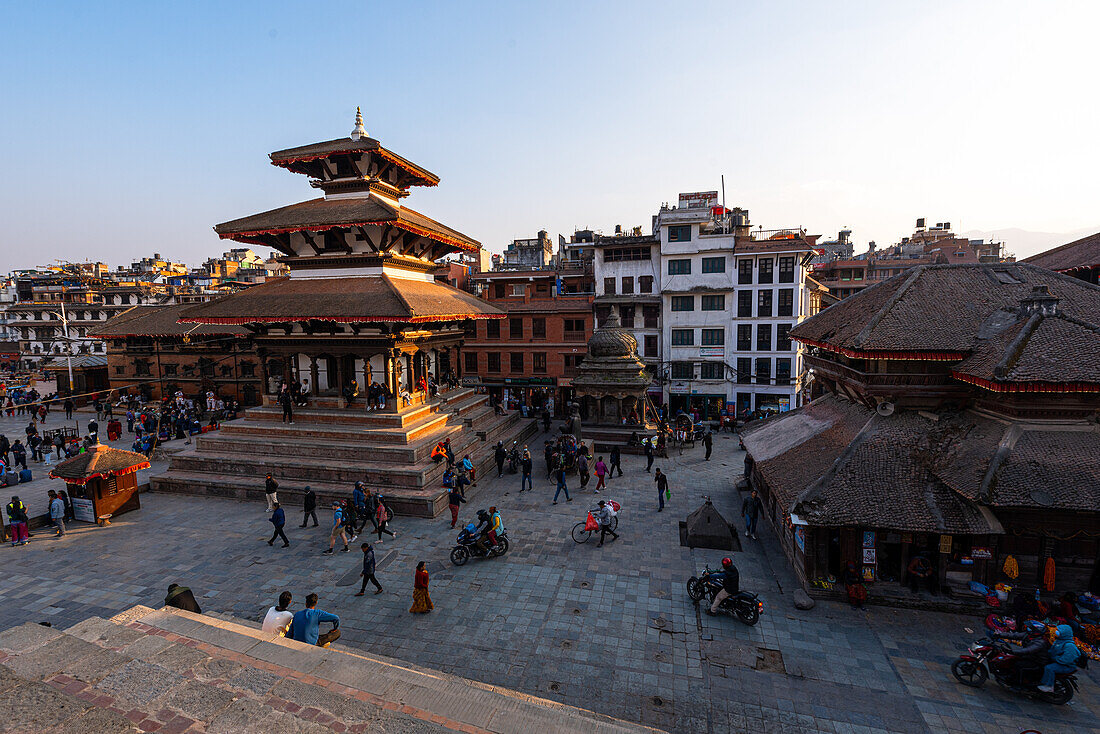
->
[309, 356, 319, 397]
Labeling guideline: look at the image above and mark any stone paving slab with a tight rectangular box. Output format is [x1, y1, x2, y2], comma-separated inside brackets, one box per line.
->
[0, 425, 1096, 733]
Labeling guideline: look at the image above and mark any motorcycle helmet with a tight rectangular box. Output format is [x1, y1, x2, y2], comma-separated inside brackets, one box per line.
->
[721, 557, 734, 570]
[1024, 620, 1047, 637]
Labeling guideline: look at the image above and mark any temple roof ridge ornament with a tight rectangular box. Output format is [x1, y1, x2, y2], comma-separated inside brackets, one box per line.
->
[350, 106, 368, 141]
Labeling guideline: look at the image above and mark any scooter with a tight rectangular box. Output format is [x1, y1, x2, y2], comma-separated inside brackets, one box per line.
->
[686, 568, 763, 625]
[951, 638, 1077, 704]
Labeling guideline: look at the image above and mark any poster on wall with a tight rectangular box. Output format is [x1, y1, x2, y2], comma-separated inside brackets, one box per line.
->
[862, 565, 876, 582]
[939, 534, 953, 554]
[862, 531, 876, 548]
[862, 548, 877, 565]
[71, 497, 95, 524]
[794, 526, 806, 553]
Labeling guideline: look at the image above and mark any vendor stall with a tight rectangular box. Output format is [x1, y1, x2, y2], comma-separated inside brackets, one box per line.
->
[49, 445, 150, 524]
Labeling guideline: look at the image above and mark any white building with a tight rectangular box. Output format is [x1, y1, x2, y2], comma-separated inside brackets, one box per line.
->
[654, 192, 816, 421]
[592, 233, 662, 390]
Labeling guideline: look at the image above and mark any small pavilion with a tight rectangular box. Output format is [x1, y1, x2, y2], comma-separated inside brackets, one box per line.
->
[50, 445, 150, 524]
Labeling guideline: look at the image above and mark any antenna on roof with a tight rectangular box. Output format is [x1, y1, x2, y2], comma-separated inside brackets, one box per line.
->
[350, 106, 367, 141]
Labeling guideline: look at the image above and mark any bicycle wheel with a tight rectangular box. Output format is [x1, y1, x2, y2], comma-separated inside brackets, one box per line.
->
[571, 522, 592, 544]
[610, 516, 618, 532]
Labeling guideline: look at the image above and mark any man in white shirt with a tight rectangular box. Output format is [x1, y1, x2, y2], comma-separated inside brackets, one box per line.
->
[262, 591, 294, 636]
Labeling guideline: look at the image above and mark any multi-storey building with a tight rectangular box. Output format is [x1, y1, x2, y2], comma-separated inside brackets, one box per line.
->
[497, 230, 554, 269]
[465, 267, 594, 416]
[729, 233, 817, 418]
[654, 192, 815, 420]
[592, 232, 662, 384]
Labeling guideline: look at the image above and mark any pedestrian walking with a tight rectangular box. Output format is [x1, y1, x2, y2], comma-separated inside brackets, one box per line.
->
[63, 397, 74, 420]
[364, 489, 380, 533]
[448, 484, 466, 528]
[278, 388, 293, 424]
[409, 561, 433, 613]
[593, 456, 608, 493]
[577, 452, 590, 488]
[742, 489, 762, 539]
[375, 495, 396, 542]
[552, 466, 571, 504]
[264, 473, 279, 512]
[262, 591, 294, 636]
[268, 502, 290, 547]
[322, 502, 350, 555]
[543, 441, 554, 478]
[595, 500, 619, 547]
[48, 490, 65, 537]
[300, 485, 318, 527]
[355, 542, 384, 596]
[87, 419, 99, 444]
[11, 441, 26, 472]
[519, 449, 532, 492]
[57, 489, 73, 522]
[6, 496, 28, 546]
[352, 481, 369, 533]
[645, 439, 654, 472]
[609, 445, 623, 478]
[703, 428, 713, 461]
[494, 441, 506, 478]
[655, 468, 670, 512]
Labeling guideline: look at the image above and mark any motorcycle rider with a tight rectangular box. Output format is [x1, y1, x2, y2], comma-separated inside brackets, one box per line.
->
[472, 510, 495, 555]
[1038, 624, 1081, 693]
[489, 506, 504, 547]
[706, 558, 740, 616]
[990, 620, 1050, 686]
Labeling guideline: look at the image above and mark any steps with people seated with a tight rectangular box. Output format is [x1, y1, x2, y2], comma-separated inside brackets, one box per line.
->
[0, 606, 664, 734]
[151, 386, 538, 517]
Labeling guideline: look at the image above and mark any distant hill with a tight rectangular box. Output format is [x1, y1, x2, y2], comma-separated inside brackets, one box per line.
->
[962, 227, 1098, 261]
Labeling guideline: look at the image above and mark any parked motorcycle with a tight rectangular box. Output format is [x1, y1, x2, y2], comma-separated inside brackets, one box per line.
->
[686, 567, 763, 626]
[450, 523, 510, 566]
[507, 442, 520, 474]
[951, 638, 1077, 705]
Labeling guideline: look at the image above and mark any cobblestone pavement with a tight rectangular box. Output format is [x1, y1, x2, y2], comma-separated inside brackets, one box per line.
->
[0, 426, 1096, 733]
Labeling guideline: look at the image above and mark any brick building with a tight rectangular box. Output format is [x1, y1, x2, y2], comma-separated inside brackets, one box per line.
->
[463, 267, 594, 416]
[90, 304, 261, 405]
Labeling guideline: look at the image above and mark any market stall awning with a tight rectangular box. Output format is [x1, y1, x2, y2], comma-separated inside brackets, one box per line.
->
[49, 445, 151, 486]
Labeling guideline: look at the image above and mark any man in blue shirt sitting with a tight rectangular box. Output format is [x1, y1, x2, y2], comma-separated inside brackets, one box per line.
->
[289, 593, 340, 647]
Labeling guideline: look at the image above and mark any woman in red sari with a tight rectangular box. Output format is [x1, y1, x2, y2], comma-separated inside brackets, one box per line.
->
[410, 561, 433, 613]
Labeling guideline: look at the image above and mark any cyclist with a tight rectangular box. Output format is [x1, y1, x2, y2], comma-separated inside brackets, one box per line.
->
[706, 557, 740, 616]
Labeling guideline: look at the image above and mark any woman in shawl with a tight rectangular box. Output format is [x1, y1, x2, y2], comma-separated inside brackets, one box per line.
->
[409, 561, 433, 614]
[844, 562, 867, 609]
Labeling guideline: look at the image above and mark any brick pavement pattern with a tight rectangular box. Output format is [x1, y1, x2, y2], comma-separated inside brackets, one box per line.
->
[0, 425, 1096, 733]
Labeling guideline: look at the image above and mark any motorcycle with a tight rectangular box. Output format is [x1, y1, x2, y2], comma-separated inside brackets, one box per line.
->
[951, 637, 1077, 705]
[507, 442, 520, 474]
[450, 523, 510, 566]
[686, 567, 763, 626]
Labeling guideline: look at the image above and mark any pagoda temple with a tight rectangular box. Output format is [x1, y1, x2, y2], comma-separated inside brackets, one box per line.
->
[151, 111, 537, 516]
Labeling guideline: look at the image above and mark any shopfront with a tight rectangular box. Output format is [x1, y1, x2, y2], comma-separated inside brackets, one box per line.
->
[668, 383, 729, 422]
[473, 377, 562, 416]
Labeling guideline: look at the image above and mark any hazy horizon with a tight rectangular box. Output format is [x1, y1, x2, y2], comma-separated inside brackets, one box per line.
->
[2, 1, 1097, 271]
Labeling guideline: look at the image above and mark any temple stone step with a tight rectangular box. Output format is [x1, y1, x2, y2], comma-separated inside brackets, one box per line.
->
[165, 449, 444, 487]
[248, 388, 481, 428]
[227, 409, 454, 444]
[196, 426, 465, 464]
[84, 606, 661, 734]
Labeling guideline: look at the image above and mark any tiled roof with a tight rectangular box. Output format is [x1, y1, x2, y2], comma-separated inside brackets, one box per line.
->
[741, 395, 872, 512]
[993, 429, 1100, 511]
[88, 305, 250, 338]
[50, 444, 150, 485]
[790, 263, 1100, 354]
[952, 311, 1100, 386]
[268, 137, 440, 186]
[1022, 231, 1100, 272]
[40, 354, 107, 370]
[794, 412, 1002, 534]
[214, 197, 479, 251]
[177, 275, 504, 325]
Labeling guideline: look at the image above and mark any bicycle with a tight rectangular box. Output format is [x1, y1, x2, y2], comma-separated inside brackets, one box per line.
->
[571, 501, 621, 543]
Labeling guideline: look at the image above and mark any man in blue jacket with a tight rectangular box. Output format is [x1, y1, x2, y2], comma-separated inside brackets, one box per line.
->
[352, 481, 368, 533]
[290, 593, 339, 646]
[267, 502, 289, 547]
[1037, 624, 1081, 692]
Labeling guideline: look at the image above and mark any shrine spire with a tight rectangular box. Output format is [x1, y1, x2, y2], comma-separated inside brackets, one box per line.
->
[350, 106, 367, 141]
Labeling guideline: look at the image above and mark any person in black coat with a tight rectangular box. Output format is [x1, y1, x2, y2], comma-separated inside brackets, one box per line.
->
[300, 486, 318, 527]
[165, 583, 202, 613]
[494, 442, 506, 477]
[609, 445, 622, 478]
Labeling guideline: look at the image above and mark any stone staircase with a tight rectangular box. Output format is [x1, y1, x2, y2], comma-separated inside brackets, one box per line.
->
[0, 605, 662, 734]
[150, 388, 539, 518]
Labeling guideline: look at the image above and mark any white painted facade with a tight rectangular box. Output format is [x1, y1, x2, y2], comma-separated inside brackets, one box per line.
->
[592, 234, 662, 368]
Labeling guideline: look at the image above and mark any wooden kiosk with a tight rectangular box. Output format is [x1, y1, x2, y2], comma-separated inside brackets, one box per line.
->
[49, 445, 150, 525]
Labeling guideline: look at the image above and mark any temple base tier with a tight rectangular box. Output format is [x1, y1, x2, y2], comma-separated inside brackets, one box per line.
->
[149, 387, 538, 517]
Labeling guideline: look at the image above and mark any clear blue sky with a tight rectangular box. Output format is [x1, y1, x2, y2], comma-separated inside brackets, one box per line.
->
[1, 0, 1097, 270]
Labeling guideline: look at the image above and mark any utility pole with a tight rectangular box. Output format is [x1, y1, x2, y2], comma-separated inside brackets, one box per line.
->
[59, 300, 74, 395]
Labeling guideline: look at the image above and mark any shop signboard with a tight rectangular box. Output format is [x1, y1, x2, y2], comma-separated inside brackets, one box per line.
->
[971, 547, 992, 560]
[699, 347, 724, 358]
[669, 382, 689, 395]
[778, 397, 791, 412]
[71, 497, 95, 523]
[939, 534, 953, 554]
[504, 378, 528, 385]
[527, 377, 556, 386]
[460, 377, 481, 387]
[678, 191, 719, 209]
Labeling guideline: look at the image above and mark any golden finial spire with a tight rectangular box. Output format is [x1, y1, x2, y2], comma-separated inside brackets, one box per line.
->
[350, 106, 367, 141]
